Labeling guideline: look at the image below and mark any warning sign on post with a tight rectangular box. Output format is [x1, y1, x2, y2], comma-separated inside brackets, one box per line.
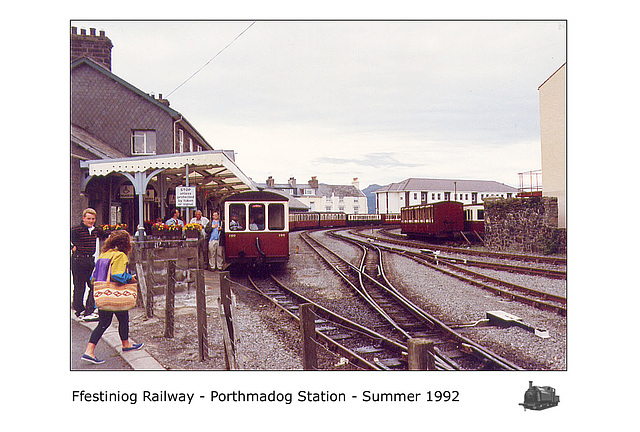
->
[175, 186, 196, 208]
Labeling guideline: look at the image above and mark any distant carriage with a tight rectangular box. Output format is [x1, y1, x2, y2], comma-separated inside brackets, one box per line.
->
[463, 203, 485, 235]
[347, 213, 382, 226]
[400, 201, 464, 238]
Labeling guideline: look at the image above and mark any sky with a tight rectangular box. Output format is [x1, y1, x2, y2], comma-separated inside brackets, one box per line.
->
[72, 20, 566, 190]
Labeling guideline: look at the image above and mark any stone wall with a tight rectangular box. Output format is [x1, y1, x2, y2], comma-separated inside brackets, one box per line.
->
[484, 196, 566, 255]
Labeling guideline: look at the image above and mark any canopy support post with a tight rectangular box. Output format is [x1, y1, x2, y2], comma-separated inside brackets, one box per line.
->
[122, 168, 165, 241]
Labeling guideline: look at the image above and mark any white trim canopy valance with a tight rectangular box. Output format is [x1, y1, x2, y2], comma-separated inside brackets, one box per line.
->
[80, 150, 257, 195]
[80, 150, 258, 238]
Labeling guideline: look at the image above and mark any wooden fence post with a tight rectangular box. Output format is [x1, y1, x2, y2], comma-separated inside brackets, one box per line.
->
[218, 271, 238, 369]
[145, 248, 154, 318]
[135, 262, 147, 309]
[164, 260, 175, 338]
[196, 268, 208, 361]
[300, 303, 318, 371]
[408, 338, 435, 370]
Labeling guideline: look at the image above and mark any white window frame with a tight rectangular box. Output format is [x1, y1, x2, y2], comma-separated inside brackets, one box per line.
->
[178, 129, 184, 153]
[131, 130, 157, 155]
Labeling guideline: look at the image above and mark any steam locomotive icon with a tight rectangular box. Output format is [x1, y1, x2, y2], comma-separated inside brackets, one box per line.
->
[520, 381, 560, 411]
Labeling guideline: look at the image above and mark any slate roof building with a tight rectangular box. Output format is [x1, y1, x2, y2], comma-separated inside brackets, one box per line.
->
[375, 178, 519, 214]
[71, 27, 256, 233]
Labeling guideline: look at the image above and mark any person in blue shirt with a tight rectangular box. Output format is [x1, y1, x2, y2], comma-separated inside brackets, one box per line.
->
[165, 209, 184, 227]
[206, 211, 223, 271]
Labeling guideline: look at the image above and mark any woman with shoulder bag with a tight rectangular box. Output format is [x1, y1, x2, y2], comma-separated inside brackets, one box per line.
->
[81, 230, 143, 364]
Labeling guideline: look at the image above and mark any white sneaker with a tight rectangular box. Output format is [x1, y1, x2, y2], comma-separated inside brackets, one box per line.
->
[83, 311, 100, 321]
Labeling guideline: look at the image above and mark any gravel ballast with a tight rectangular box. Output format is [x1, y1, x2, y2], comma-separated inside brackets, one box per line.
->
[128, 229, 566, 370]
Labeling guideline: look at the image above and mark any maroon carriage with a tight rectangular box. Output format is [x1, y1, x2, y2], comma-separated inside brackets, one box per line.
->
[381, 213, 401, 225]
[463, 203, 485, 235]
[289, 212, 320, 230]
[401, 201, 464, 238]
[319, 212, 347, 228]
[224, 191, 289, 265]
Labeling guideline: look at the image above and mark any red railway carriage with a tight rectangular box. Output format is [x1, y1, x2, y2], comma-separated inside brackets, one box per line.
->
[347, 213, 382, 226]
[463, 203, 485, 235]
[320, 212, 347, 228]
[289, 212, 320, 230]
[381, 213, 401, 225]
[224, 191, 289, 265]
[401, 201, 464, 238]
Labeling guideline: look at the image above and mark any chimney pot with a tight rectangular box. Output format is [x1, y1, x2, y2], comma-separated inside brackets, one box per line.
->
[90, 28, 96, 36]
[266, 176, 275, 188]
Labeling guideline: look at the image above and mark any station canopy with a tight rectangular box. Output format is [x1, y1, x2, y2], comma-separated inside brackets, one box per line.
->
[80, 150, 258, 196]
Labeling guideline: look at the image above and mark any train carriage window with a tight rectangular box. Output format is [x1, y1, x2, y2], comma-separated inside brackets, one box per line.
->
[228, 204, 246, 231]
[477, 210, 485, 220]
[268, 204, 285, 230]
[249, 204, 265, 231]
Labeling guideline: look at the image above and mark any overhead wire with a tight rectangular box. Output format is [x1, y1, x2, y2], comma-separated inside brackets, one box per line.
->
[165, 21, 256, 98]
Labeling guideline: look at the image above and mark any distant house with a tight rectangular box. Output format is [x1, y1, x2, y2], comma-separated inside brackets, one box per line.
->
[259, 176, 368, 214]
[375, 178, 519, 214]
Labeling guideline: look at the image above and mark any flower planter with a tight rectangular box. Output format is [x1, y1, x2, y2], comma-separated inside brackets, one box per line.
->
[164, 230, 183, 239]
[184, 230, 200, 239]
[101, 224, 128, 237]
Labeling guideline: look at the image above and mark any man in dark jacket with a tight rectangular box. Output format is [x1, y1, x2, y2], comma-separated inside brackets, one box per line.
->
[71, 208, 107, 321]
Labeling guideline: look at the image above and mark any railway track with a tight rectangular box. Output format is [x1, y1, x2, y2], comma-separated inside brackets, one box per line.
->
[332, 230, 567, 317]
[350, 228, 566, 279]
[244, 272, 408, 370]
[301, 231, 523, 371]
[371, 227, 567, 268]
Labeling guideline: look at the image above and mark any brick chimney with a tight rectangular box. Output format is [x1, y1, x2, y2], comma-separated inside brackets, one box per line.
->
[157, 93, 170, 107]
[266, 176, 275, 188]
[71, 27, 113, 71]
[288, 177, 297, 188]
[309, 176, 319, 189]
[352, 177, 360, 190]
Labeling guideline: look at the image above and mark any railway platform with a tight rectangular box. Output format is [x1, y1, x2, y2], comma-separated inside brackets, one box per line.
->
[71, 312, 164, 370]
[70, 269, 225, 371]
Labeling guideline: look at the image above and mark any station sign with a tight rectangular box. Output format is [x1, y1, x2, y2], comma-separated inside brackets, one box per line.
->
[119, 184, 134, 199]
[175, 186, 196, 207]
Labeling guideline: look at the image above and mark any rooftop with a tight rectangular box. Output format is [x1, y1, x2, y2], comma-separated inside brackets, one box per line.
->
[375, 178, 519, 193]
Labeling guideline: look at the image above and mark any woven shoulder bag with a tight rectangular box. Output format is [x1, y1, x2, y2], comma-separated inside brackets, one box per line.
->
[93, 260, 138, 311]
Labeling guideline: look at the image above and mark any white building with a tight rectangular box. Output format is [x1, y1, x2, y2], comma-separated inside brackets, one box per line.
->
[375, 178, 519, 214]
[260, 176, 368, 214]
[539, 63, 566, 228]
